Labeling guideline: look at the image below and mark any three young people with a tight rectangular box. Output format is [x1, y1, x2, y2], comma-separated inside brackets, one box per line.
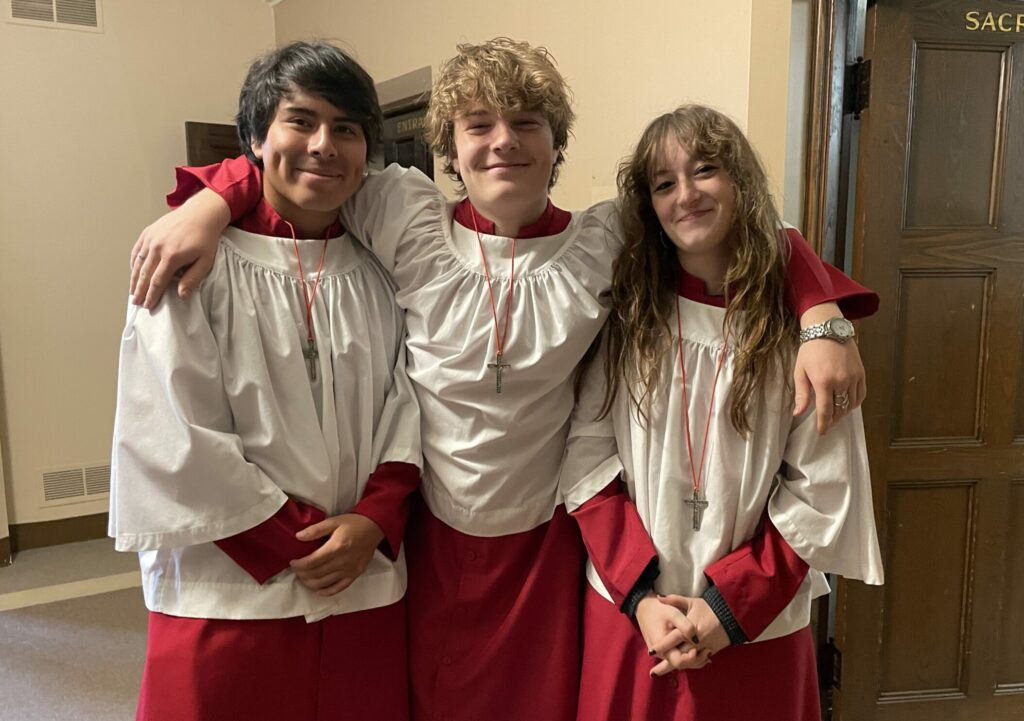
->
[127, 38, 879, 721]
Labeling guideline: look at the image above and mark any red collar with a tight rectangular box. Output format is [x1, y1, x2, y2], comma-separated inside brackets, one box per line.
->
[675, 265, 727, 307]
[235, 198, 344, 239]
[453, 198, 572, 239]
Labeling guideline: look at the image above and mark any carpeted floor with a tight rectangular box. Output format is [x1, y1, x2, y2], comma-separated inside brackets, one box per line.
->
[1, 587, 148, 721]
[0, 538, 139, 595]
[0, 539, 148, 721]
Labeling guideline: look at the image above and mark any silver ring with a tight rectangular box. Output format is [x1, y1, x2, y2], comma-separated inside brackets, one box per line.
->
[135, 253, 146, 264]
[833, 391, 850, 410]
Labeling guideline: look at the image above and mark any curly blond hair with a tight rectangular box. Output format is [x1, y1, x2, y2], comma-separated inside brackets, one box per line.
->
[604, 105, 797, 435]
[425, 37, 575, 189]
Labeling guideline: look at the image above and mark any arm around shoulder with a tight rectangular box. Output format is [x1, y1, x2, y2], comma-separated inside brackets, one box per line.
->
[131, 188, 233, 308]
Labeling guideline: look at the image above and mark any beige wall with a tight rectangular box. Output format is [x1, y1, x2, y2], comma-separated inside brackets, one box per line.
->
[0, 1, 275, 524]
[749, 1, 794, 204]
[273, 0, 793, 210]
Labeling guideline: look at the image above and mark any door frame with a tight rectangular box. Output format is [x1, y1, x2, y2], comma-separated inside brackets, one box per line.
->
[0, 360, 11, 566]
[802, 0, 867, 264]
[802, 0, 872, 716]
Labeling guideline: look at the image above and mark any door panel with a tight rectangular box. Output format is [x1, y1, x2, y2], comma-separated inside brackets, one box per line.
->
[879, 482, 974, 699]
[998, 482, 1024, 690]
[904, 44, 1005, 228]
[890, 270, 988, 442]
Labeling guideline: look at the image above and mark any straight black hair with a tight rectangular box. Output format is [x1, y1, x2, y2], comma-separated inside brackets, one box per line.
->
[236, 41, 382, 164]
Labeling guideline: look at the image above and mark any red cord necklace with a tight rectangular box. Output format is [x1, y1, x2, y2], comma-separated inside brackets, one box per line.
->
[676, 294, 730, 531]
[287, 221, 330, 382]
[470, 206, 516, 394]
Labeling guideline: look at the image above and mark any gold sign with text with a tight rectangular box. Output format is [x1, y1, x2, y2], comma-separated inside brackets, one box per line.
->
[965, 10, 1024, 32]
[397, 116, 426, 134]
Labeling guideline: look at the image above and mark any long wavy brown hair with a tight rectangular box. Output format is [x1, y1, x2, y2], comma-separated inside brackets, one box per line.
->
[603, 105, 797, 435]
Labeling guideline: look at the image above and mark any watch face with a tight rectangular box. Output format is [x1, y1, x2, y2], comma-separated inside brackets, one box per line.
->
[828, 318, 855, 338]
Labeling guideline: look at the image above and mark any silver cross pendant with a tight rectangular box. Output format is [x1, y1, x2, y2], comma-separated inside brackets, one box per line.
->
[487, 351, 510, 393]
[684, 488, 709, 531]
[304, 338, 319, 382]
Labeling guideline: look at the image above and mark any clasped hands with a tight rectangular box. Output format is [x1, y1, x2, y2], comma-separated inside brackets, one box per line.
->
[635, 593, 731, 677]
[289, 513, 385, 597]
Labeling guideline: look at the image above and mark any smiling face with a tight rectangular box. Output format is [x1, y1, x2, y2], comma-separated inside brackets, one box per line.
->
[450, 103, 559, 233]
[250, 88, 367, 236]
[424, 38, 576, 196]
[649, 138, 737, 287]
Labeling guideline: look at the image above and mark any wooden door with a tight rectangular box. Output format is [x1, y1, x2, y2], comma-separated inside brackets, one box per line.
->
[184, 122, 239, 166]
[836, 1, 1024, 719]
[382, 105, 433, 179]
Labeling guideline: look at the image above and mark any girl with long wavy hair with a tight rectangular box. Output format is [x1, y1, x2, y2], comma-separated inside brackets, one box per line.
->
[560, 105, 884, 721]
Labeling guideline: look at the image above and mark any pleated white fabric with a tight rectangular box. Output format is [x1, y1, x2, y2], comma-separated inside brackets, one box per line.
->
[560, 296, 884, 643]
[341, 166, 620, 536]
[110, 227, 420, 621]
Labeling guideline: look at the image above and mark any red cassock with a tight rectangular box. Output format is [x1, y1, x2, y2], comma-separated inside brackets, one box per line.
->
[138, 600, 409, 721]
[575, 483, 819, 721]
[578, 594, 820, 721]
[404, 495, 583, 721]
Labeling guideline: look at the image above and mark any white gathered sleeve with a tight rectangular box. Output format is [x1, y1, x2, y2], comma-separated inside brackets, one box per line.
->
[340, 165, 443, 276]
[769, 407, 885, 585]
[558, 331, 623, 514]
[370, 327, 422, 470]
[110, 292, 288, 552]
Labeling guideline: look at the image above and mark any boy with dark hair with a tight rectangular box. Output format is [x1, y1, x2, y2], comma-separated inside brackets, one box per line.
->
[235, 40, 383, 163]
[110, 41, 420, 721]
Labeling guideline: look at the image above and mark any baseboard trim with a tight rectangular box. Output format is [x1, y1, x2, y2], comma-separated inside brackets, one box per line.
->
[10, 513, 108, 552]
[0, 535, 11, 567]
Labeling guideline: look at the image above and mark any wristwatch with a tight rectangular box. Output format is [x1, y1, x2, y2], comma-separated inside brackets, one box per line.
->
[799, 317, 856, 344]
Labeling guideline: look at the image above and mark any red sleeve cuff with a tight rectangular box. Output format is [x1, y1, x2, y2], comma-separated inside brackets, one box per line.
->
[571, 478, 658, 608]
[350, 461, 421, 560]
[703, 516, 809, 640]
[214, 499, 327, 584]
[823, 262, 879, 320]
[784, 228, 879, 320]
[166, 156, 263, 222]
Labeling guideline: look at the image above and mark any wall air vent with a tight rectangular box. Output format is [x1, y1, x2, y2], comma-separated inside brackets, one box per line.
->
[40, 463, 111, 508]
[42, 468, 84, 502]
[9, 0, 101, 31]
[84, 464, 110, 495]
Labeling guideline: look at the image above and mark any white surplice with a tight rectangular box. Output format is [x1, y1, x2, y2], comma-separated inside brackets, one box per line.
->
[340, 165, 620, 536]
[559, 296, 884, 642]
[110, 227, 420, 622]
